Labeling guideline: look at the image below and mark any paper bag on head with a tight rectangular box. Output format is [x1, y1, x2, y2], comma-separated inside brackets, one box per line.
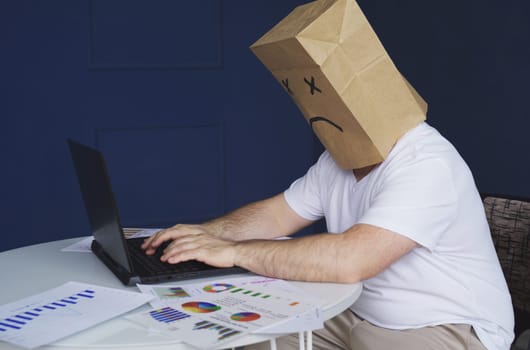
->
[250, 0, 427, 169]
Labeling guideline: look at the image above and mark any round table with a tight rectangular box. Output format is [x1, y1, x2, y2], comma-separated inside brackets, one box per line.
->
[0, 237, 362, 349]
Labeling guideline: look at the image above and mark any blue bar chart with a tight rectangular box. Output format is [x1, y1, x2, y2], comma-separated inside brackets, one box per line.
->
[0, 289, 95, 332]
[149, 307, 190, 323]
[0, 282, 152, 349]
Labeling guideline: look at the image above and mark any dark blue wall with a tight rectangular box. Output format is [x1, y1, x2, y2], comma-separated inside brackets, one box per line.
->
[2, 0, 529, 251]
[360, 0, 530, 200]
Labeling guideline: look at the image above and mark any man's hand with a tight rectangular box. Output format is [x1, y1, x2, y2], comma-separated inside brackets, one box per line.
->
[141, 224, 238, 268]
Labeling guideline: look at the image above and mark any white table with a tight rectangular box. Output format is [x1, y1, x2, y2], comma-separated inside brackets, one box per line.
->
[0, 237, 362, 349]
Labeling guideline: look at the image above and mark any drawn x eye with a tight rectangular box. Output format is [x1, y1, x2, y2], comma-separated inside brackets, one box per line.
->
[281, 77, 322, 95]
[304, 76, 321, 95]
[281, 79, 293, 94]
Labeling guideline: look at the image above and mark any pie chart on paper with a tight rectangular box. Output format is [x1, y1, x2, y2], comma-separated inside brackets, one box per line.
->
[230, 312, 261, 322]
[202, 283, 234, 293]
[181, 301, 221, 313]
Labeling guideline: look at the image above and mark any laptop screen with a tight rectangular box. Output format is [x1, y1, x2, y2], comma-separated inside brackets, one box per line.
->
[68, 139, 133, 273]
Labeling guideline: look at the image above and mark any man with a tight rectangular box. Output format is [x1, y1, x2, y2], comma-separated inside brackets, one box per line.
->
[142, 0, 514, 349]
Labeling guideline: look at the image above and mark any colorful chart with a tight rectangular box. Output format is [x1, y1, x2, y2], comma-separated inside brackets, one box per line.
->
[229, 288, 271, 299]
[0, 289, 96, 332]
[149, 307, 190, 323]
[230, 312, 261, 322]
[154, 287, 190, 298]
[202, 283, 234, 293]
[182, 301, 221, 313]
[193, 320, 241, 341]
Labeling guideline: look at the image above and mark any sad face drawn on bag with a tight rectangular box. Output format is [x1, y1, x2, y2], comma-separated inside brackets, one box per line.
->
[282, 75, 342, 132]
[276, 70, 381, 170]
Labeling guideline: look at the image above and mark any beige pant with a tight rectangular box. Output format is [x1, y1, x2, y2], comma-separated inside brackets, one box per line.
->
[245, 310, 487, 350]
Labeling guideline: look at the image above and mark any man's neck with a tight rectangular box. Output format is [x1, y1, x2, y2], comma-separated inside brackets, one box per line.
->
[352, 164, 377, 182]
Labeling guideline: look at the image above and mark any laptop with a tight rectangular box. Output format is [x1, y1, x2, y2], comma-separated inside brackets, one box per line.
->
[67, 139, 245, 286]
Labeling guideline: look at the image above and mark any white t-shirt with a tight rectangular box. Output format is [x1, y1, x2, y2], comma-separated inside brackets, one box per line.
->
[284, 122, 514, 350]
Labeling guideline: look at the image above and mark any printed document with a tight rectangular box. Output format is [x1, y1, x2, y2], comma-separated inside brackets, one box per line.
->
[0, 281, 153, 349]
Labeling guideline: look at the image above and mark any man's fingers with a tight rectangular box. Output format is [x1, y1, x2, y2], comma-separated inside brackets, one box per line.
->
[160, 234, 237, 268]
[141, 230, 167, 254]
[167, 249, 202, 264]
[142, 225, 199, 251]
[162, 239, 199, 260]
[141, 229, 166, 248]
[141, 227, 236, 268]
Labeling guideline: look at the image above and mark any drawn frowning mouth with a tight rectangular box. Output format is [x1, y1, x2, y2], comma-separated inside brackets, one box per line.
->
[309, 116, 343, 132]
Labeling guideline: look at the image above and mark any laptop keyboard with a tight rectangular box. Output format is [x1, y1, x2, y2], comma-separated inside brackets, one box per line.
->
[127, 238, 209, 275]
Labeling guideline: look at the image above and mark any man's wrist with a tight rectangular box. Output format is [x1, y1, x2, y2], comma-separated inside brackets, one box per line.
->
[232, 241, 242, 267]
[201, 221, 222, 238]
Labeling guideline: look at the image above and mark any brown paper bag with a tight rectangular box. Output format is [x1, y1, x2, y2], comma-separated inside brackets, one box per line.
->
[250, 0, 427, 169]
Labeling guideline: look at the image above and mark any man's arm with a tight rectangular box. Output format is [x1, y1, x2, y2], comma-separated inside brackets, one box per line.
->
[143, 194, 418, 283]
[142, 193, 311, 254]
[233, 223, 417, 283]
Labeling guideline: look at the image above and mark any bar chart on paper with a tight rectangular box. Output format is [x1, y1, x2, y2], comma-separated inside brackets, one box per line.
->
[0, 289, 96, 332]
[228, 287, 272, 299]
[193, 320, 242, 341]
[149, 307, 190, 323]
[0, 282, 152, 349]
[127, 305, 247, 349]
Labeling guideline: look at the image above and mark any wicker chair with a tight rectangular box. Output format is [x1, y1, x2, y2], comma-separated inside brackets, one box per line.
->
[482, 194, 530, 350]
